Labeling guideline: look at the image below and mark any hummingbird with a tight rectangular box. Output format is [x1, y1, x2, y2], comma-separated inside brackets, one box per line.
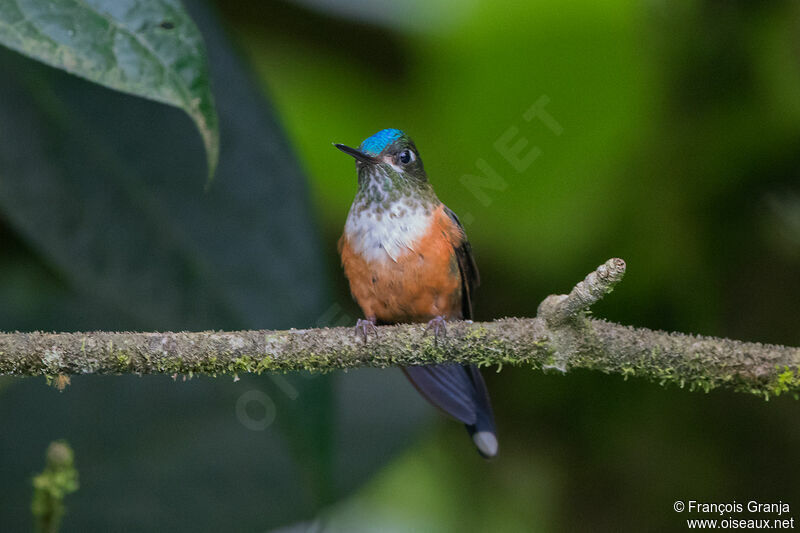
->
[335, 128, 498, 458]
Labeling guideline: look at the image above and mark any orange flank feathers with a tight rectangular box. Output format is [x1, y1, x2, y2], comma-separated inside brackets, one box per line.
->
[339, 205, 465, 323]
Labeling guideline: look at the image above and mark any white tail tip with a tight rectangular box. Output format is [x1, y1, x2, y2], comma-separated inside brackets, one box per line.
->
[472, 431, 498, 458]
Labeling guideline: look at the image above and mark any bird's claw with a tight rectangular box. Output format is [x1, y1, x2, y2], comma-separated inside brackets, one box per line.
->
[355, 318, 379, 345]
[425, 315, 448, 346]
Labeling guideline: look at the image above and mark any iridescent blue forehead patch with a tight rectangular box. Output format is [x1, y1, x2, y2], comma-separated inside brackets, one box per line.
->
[359, 128, 404, 156]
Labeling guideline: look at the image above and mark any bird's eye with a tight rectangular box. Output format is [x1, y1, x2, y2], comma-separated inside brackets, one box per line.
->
[398, 150, 413, 165]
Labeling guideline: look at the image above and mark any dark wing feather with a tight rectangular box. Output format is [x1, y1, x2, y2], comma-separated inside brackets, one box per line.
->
[402, 206, 497, 457]
[443, 206, 480, 320]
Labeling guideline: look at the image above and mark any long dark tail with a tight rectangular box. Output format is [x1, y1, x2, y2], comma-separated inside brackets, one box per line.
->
[403, 363, 498, 458]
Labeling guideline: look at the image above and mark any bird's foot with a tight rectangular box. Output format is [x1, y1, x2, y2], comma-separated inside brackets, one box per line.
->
[424, 315, 448, 346]
[354, 317, 379, 345]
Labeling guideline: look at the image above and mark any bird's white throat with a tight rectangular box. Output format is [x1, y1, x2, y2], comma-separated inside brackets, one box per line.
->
[344, 200, 433, 263]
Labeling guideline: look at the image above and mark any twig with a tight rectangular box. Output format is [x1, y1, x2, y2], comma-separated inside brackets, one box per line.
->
[0, 259, 797, 399]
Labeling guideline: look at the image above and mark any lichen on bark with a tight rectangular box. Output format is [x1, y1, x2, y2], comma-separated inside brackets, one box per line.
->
[0, 259, 797, 399]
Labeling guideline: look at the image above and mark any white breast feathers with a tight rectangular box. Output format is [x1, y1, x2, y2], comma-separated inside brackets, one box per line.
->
[344, 201, 432, 263]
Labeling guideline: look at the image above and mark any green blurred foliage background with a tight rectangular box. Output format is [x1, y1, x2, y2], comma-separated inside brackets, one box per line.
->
[220, 0, 800, 530]
[1, 0, 799, 531]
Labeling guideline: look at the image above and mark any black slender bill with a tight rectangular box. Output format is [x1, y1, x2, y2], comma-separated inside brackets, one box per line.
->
[333, 143, 380, 164]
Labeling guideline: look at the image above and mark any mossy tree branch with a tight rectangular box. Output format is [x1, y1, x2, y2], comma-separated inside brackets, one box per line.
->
[0, 259, 798, 399]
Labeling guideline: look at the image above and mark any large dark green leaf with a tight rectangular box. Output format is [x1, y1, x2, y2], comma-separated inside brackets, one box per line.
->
[0, 1, 427, 530]
[0, 0, 218, 176]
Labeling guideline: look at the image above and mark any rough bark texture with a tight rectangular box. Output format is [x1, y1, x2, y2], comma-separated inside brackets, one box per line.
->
[1, 259, 798, 399]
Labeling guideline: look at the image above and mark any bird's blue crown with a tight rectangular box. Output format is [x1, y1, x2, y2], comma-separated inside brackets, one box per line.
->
[359, 128, 404, 156]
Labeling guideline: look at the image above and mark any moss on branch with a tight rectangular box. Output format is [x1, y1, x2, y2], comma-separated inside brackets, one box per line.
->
[0, 259, 797, 399]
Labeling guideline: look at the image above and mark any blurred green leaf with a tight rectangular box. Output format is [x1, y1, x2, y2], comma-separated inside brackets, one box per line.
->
[0, 1, 427, 530]
[0, 0, 218, 177]
[0, 7, 304, 333]
[32, 440, 79, 533]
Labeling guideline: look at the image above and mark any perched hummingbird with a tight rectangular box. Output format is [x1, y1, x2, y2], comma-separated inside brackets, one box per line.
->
[335, 128, 498, 458]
